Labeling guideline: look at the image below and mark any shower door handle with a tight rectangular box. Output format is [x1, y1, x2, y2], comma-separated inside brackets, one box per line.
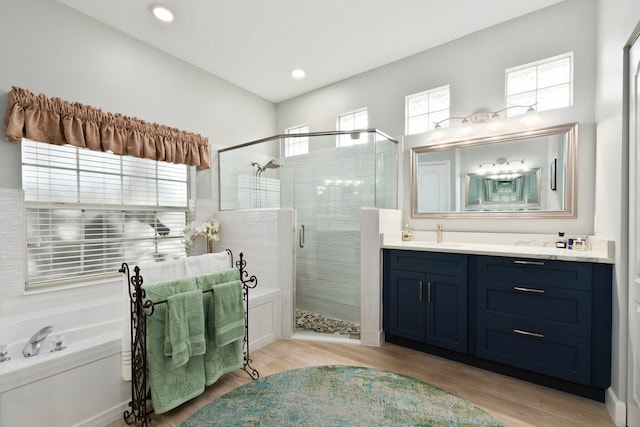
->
[299, 224, 305, 248]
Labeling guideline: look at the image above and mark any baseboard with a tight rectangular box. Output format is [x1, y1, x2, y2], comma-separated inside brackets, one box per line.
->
[605, 387, 627, 427]
[76, 400, 129, 427]
[250, 332, 277, 351]
[360, 329, 384, 346]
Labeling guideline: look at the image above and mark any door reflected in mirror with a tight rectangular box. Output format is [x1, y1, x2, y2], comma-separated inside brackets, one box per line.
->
[411, 123, 577, 218]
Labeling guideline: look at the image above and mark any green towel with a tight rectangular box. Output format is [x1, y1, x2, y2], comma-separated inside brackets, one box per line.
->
[164, 290, 206, 367]
[213, 280, 245, 347]
[196, 269, 243, 385]
[143, 277, 205, 414]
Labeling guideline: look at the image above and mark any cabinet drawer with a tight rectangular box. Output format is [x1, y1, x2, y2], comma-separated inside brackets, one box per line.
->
[476, 318, 591, 385]
[477, 256, 592, 291]
[477, 280, 591, 337]
[387, 250, 467, 278]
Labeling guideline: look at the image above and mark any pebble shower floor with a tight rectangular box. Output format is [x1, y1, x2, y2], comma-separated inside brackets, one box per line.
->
[295, 309, 360, 338]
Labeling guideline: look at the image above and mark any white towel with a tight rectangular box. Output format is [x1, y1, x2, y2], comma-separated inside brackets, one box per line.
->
[185, 252, 231, 276]
[138, 257, 189, 284]
[121, 274, 132, 381]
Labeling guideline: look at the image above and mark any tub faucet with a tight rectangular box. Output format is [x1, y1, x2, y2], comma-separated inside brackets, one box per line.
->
[22, 325, 53, 357]
[436, 224, 443, 243]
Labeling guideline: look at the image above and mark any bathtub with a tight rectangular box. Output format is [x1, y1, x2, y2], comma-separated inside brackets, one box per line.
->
[0, 297, 129, 427]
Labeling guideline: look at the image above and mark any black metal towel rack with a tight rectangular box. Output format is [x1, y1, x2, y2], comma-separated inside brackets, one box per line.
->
[120, 249, 259, 427]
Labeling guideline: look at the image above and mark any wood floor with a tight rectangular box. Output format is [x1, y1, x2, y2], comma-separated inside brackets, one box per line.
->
[107, 338, 614, 427]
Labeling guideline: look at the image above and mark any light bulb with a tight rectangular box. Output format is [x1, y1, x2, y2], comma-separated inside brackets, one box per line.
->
[518, 107, 543, 128]
[150, 4, 175, 22]
[291, 68, 306, 79]
[486, 114, 507, 134]
[456, 119, 475, 138]
[428, 127, 448, 142]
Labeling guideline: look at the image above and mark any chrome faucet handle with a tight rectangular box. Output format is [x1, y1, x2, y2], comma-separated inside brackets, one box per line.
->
[0, 344, 10, 362]
[50, 335, 66, 352]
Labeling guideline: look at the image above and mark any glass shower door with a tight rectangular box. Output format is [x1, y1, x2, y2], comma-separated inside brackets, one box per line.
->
[285, 135, 377, 338]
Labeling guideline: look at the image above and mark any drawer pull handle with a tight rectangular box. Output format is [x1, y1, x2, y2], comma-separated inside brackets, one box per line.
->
[514, 260, 545, 266]
[427, 282, 432, 303]
[419, 281, 423, 302]
[513, 329, 545, 339]
[513, 286, 545, 294]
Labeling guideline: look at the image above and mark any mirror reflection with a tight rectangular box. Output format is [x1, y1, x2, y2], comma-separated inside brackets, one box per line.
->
[411, 123, 577, 218]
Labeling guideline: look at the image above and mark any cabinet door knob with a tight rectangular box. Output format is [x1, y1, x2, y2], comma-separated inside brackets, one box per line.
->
[513, 286, 545, 294]
[513, 329, 545, 339]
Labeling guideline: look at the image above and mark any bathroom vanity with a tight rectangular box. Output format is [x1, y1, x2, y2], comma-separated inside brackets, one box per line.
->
[382, 236, 613, 401]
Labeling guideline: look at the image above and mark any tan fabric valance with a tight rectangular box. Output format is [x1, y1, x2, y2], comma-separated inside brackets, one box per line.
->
[4, 86, 210, 169]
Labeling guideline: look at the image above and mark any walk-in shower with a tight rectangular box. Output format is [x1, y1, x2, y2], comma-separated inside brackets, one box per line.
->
[218, 130, 397, 338]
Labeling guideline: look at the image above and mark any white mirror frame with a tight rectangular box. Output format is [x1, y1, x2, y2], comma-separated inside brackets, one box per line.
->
[410, 122, 578, 219]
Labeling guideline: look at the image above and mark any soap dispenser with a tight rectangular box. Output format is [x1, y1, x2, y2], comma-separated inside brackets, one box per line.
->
[555, 232, 567, 249]
[402, 224, 412, 241]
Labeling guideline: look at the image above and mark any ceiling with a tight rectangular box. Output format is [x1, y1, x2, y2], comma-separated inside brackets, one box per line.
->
[57, 0, 565, 103]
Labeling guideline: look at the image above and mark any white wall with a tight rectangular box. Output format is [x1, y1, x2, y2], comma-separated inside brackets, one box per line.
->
[595, 0, 640, 423]
[0, 0, 275, 322]
[276, 0, 597, 235]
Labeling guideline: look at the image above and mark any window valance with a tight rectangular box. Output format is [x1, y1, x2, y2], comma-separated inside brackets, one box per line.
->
[3, 86, 210, 169]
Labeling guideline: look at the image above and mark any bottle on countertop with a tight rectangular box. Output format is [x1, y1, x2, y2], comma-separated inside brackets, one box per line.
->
[402, 224, 412, 241]
[573, 237, 587, 251]
[555, 232, 567, 249]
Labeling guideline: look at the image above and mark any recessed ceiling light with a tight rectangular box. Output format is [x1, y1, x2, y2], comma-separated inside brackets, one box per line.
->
[291, 68, 306, 79]
[150, 4, 175, 22]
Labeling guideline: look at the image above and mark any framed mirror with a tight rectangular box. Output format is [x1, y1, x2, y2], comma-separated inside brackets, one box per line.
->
[411, 122, 577, 218]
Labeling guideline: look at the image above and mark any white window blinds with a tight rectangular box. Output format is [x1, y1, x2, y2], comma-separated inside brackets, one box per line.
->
[22, 138, 191, 289]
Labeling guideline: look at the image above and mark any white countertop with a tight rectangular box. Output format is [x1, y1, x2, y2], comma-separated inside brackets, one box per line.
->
[381, 232, 615, 264]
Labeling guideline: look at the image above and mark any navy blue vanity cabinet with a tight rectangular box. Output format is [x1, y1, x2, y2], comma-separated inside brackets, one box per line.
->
[383, 249, 468, 353]
[475, 256, 612, 388]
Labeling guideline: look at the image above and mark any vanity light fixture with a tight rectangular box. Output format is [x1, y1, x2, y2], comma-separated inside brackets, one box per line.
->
[428, 104, 540, 142]
[477, 158, 527, 174]
[291, 68, 306, 79]
[150, 4, 175, 22]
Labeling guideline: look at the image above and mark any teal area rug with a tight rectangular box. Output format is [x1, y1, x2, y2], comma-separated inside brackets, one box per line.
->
[180, 365, 505, 426]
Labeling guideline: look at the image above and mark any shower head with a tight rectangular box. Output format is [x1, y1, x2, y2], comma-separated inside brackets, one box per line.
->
[263, 159, 281, 170]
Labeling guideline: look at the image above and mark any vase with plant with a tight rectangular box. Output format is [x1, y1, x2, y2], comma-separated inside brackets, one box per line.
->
[183, 217, 220, 253]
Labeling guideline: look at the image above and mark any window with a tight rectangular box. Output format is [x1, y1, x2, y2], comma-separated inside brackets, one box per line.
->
[337, 108, 368, 147]
[405, 85, 450, 135]
[284, 124, 309, 157]
[506, 52, 573, 116]
[22, 139, 191, 289]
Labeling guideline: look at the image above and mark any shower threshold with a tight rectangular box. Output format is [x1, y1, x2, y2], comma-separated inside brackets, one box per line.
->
[295, 309, 360, 339]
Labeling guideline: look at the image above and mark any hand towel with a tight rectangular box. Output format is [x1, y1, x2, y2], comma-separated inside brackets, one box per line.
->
[212, 280, 245, 347]
[196, 269, 243, 385]
[164, 290, 206, 368]
[142, 276, 205, 414]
